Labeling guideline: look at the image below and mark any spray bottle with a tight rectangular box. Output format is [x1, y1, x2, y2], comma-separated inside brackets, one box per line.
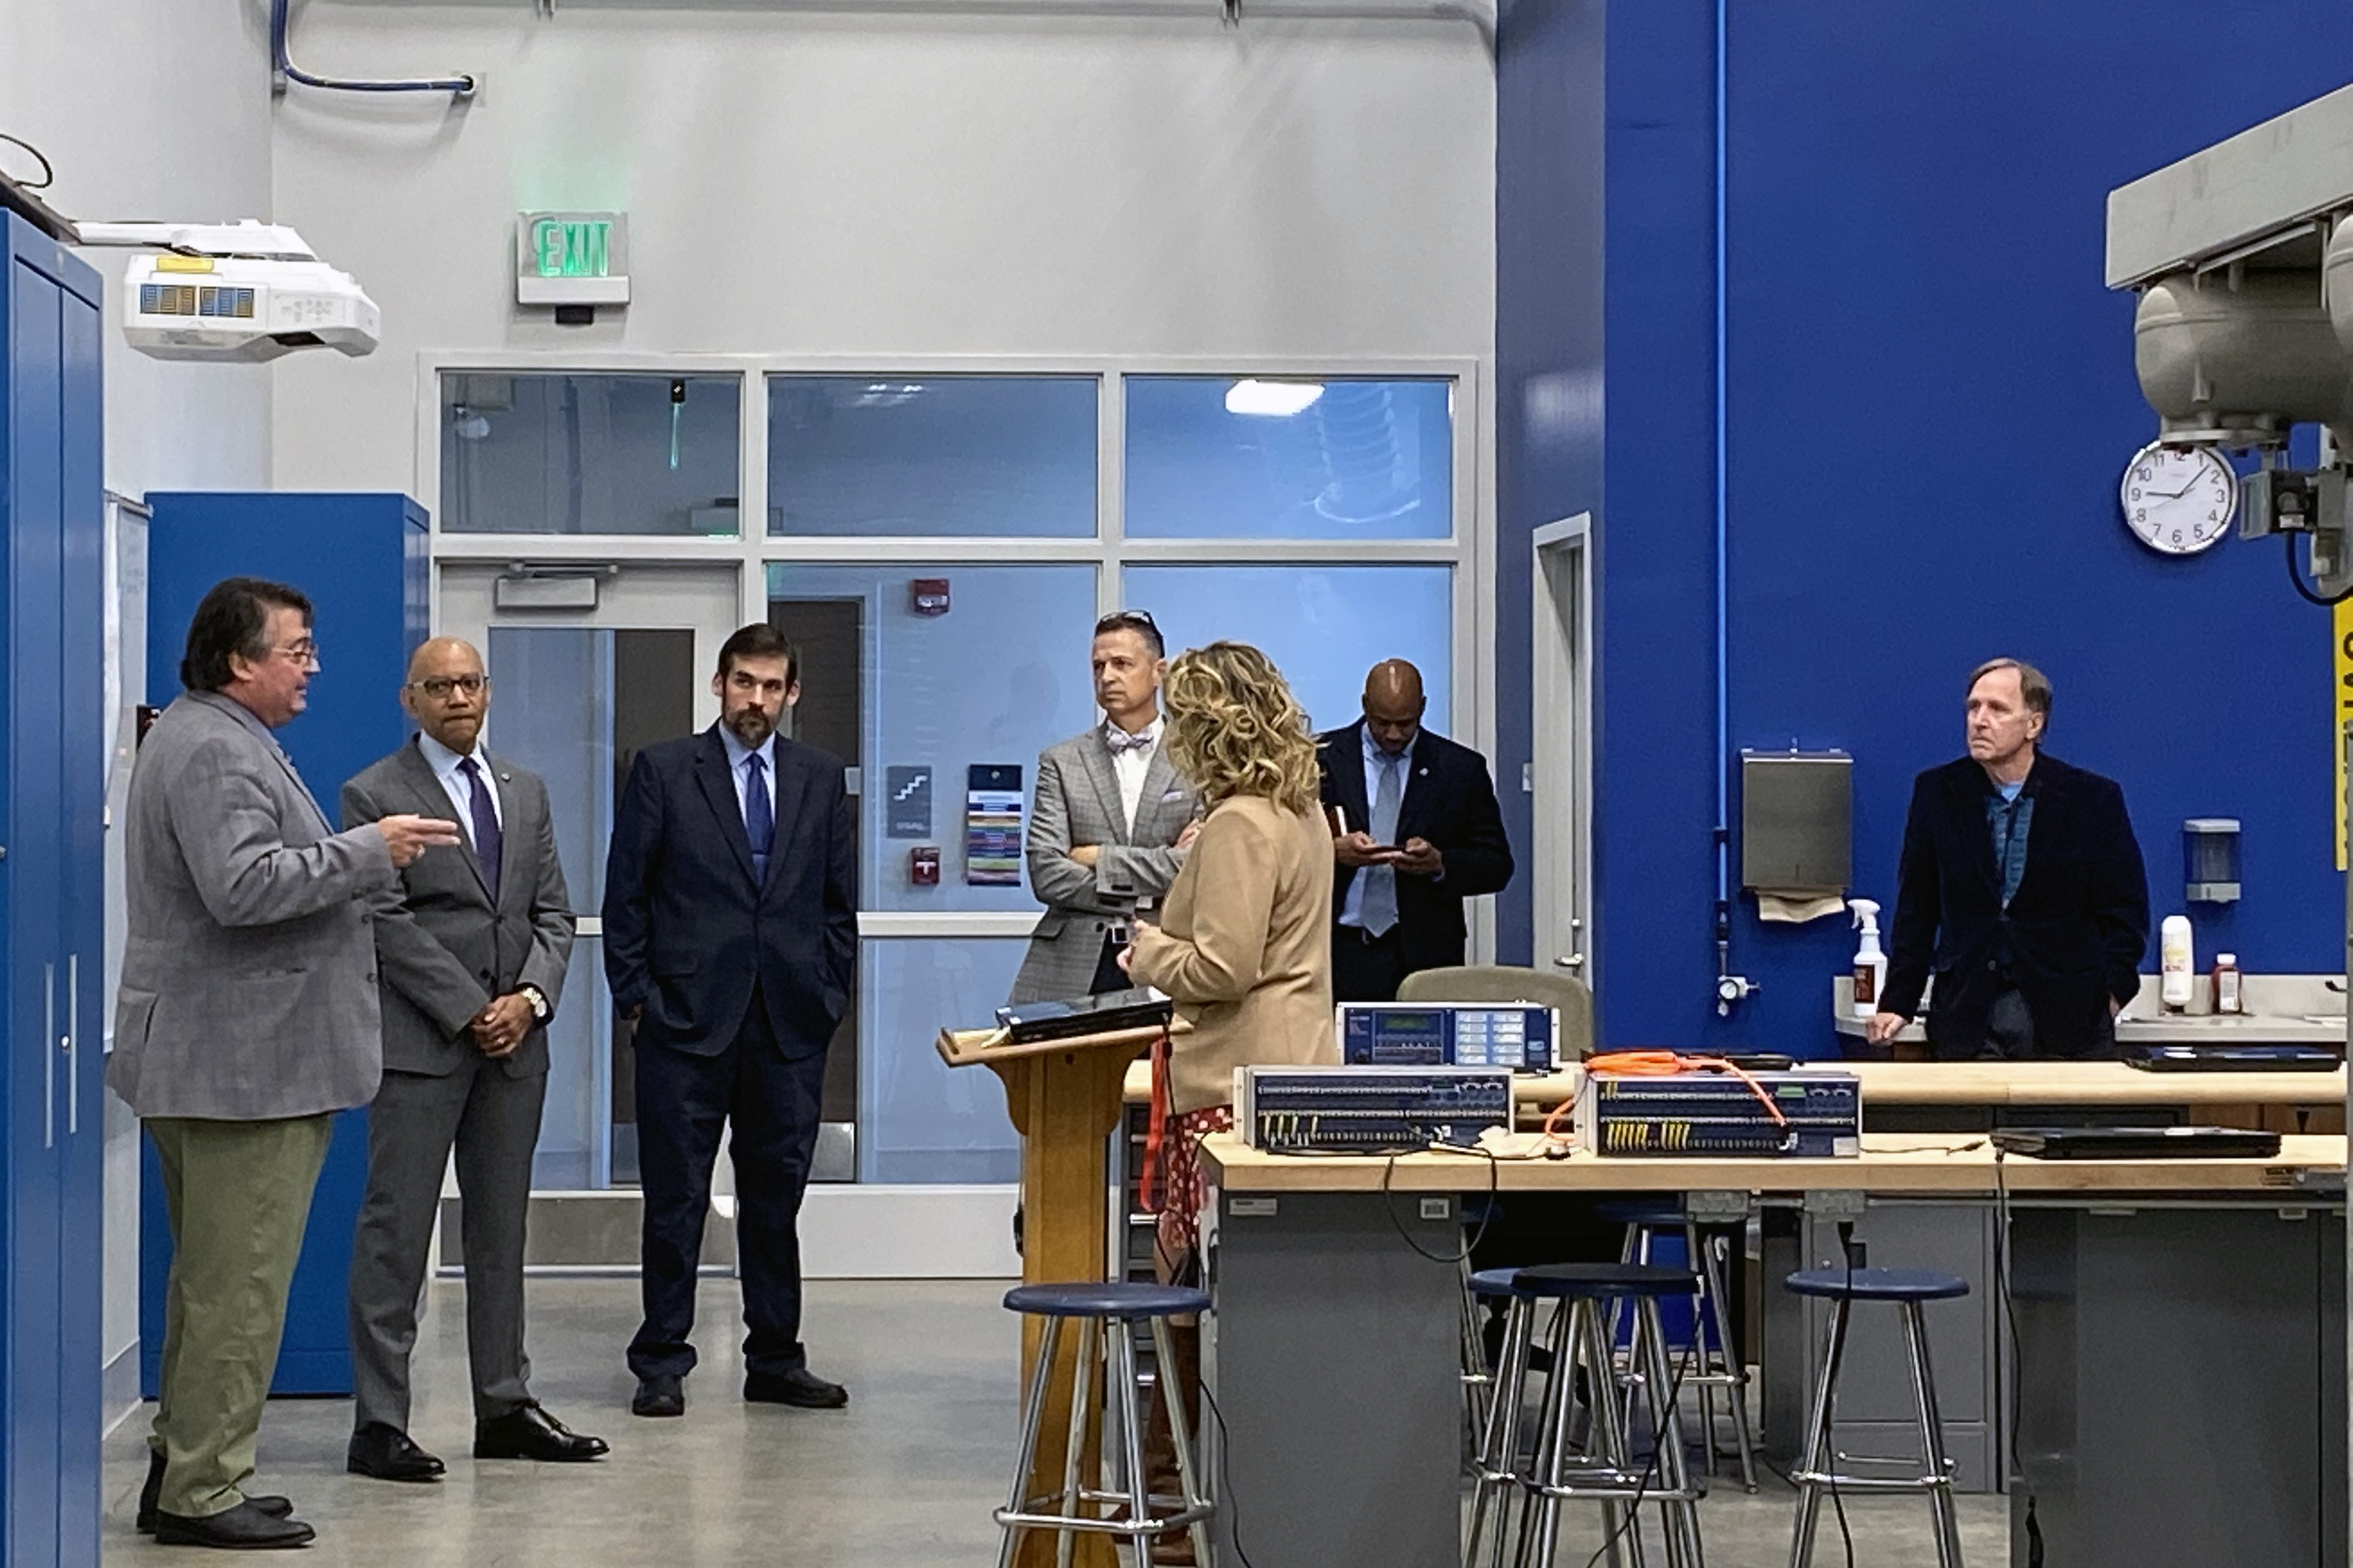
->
[1849, 899, 1888, 1022]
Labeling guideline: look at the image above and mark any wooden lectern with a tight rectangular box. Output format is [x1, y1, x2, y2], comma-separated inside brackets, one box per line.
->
[937, 1020, 1179, 1568]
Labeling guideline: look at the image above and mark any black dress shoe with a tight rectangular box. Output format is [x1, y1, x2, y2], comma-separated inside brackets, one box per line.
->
[152, 1499, 315, 1550]
[344, 1424, 446, 1483]
[631, 1374, 685, 1418]
[135, 1451, 292, 1534]
[744, 1367, 848, 1409]
[474, 1402, 611, 1462]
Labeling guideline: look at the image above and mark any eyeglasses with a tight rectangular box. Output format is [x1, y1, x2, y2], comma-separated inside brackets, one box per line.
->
[1095, 610, 1159, 636]
[274, 640, 320, 669]
[408, 674, 490, 700]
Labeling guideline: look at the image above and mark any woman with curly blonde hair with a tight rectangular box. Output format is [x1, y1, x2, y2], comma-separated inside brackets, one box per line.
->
[1117, 641, 1336, 1563]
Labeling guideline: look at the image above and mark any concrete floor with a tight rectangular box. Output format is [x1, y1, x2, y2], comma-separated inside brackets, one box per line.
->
[103, 1277, 2006, 1565]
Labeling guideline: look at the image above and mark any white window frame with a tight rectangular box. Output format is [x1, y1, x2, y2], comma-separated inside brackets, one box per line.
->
[416, 351, 1495, 956]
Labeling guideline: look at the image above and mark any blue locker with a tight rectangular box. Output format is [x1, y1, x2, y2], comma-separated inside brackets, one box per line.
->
[0, 211, 106, 1568]
[137, 493, 428, 1397]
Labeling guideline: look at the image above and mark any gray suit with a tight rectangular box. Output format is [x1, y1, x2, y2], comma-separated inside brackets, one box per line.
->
[341, 739, 575, 1428]
[109, 689, 398, 1521]
[109, 690, 396, 1120]
[1010, 728, 1198, 1004]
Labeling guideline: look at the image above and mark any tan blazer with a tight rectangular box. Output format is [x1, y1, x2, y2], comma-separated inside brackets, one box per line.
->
[1127, 793, 1337, 1115]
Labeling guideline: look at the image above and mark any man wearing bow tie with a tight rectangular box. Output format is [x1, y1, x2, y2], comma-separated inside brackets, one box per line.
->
[604, 624, 857, 1419]
[1010, 609, 1201, 1006]
[341, 637, 603, 1484]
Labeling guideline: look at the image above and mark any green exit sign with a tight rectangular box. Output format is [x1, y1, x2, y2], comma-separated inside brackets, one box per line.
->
[532, 217, 610, 277]
[516, 211, 631, 307]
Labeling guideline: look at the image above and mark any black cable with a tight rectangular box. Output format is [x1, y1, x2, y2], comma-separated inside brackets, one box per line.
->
[2284, 529, 2353, 606]
[0, 132, 55, 190]
[1377, 1143, 1499, 1264]
[1992, 1151, 2044, 1568]
[1828, 1222, 1858, 1568]
[1195, 1382, 1258, 1568]
[1576, 1324, 1703, 1568]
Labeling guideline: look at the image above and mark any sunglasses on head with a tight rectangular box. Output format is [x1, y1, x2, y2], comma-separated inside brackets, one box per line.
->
[1095, 610, 1159, 635]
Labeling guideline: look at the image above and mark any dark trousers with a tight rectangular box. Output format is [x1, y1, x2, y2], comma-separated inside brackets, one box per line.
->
[1969, 988, 2120, 1062]
[629, 995, 825, 1382]
[350, 1058, 546, 1430]
[1332, 924, 1411, 1003]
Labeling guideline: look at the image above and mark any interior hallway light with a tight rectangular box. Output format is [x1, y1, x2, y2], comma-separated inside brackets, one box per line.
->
[1225, 379, 1325, 417]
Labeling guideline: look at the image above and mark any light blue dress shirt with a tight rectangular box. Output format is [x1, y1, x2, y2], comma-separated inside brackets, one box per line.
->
[719, 727, 778, 825]
[1339, 728, 1411, 930]
[416, 731, 502, 848]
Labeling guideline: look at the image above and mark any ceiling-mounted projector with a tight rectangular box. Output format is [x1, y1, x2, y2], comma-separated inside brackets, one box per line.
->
[73, 220, 379, 363]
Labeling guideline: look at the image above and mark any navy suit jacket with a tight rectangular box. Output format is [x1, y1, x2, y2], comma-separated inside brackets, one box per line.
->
[1881, 753, 2149, 1060]
[602, 726, 857, 1059]
[1315, 720, 1514, 976]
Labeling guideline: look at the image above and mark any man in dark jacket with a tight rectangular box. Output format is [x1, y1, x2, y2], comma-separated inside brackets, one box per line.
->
[1318, 659, 1515, 1001]
[1868, 659, 2149, 1059]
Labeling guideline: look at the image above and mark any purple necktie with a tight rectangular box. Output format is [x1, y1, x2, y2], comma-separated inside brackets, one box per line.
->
[458, 756, 502, 903]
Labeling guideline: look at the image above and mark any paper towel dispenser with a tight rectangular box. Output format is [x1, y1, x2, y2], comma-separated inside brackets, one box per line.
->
[1740, 751, 1852, 892]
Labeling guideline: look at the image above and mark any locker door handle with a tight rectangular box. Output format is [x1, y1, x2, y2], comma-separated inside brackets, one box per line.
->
[42, 962, 55, 1151]
[65, 953, 78, 1137]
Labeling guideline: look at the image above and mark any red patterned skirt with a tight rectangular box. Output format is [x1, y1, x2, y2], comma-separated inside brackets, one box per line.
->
[1150, 1104, 1235, 1264]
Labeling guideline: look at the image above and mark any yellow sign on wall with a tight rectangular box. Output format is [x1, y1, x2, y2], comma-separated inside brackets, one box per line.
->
[2337, 600, 2353, 869]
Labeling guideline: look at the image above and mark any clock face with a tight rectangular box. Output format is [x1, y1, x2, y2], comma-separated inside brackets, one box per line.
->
[2120, 443, 2236, 555]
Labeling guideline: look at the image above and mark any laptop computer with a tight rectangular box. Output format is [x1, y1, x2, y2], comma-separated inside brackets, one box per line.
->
[1989, 1126, 2282, 1160]
[2123, 1043, 2339, 1073]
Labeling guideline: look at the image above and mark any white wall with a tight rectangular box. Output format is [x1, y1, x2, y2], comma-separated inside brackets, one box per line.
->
[0, 0, 277, 1416]
[267, 2, 1497, 493]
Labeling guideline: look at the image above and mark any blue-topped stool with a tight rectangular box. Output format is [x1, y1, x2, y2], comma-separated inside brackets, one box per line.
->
[1599, 1200, 1758, 1492]
[1467, 1263, 1706, 1568]
[1783, 1268, 1969, 1568]
[1461, 1259, 1514, 1441]
[996, 1282, 1214, 1568]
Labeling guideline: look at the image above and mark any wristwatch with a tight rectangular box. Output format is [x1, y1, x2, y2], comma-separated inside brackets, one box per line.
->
[518, 984, 552, 1024]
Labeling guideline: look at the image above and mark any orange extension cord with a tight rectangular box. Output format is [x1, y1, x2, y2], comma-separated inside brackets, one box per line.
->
[1540, 1050, 1791, 1143]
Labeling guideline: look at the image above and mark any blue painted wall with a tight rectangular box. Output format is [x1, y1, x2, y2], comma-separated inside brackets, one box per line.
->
[138, 492, 429, 1395]
[1498, 2, 2353, 1053]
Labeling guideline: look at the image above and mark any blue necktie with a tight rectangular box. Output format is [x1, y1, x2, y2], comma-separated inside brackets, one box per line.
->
[1360, 752, 1403, 937]
[744, 753, 774, 885]
[458, 756, 502, 904]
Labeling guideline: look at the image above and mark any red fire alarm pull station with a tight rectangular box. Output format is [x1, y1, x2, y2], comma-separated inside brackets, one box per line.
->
[910, 845, 942, 885]
[911, 578, 951, 616]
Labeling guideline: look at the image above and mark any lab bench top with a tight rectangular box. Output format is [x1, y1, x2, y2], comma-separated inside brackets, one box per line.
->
[1834, 972, 2351, 1047]
[1119, 1057, 2347, 1109]
[1200, 1131, 2348, 1196]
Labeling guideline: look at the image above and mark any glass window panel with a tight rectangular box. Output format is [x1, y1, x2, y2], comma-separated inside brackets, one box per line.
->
[859, 938, 1026, 1184]
[441, 372, 742, 535]
[765, 562, 1102, 912]
[1123, 565, 1452, 736]
[485, 626, 618, 1190]
[767, 375, 1097, 537]
[1124, 377, 1453, 540]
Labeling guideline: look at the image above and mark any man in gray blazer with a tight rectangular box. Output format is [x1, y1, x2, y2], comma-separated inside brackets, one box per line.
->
[341, 637, 606, 1484]
[109, 577, 458, 1550]
[1010, 609, 1200, 1005]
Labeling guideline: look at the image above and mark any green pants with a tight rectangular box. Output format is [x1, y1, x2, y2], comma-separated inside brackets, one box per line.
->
[146, 1114, 335, 1519]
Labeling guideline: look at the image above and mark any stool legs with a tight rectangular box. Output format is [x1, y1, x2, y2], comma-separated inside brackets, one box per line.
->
[1466, 1296, 1538, 1568]
[1689, 1226, 1759, 1493]
[1463, 1258, 1495, 1442]
[1148, 1318, 1215, 1568]
[1627, 1297, 1703, 1568]
[1000, 1317, 1067, 1568]
[1899, 1303, 1963, 1568]
[995, 1314, 1215, 1568]
[1513, 1295, 1704, 1568]
[1786, 1297, 1962, 1568]
[1786, 1298, 1849, 1568]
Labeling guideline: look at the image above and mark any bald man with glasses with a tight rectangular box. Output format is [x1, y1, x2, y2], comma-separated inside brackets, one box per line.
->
[341, 638, 603, 1483]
